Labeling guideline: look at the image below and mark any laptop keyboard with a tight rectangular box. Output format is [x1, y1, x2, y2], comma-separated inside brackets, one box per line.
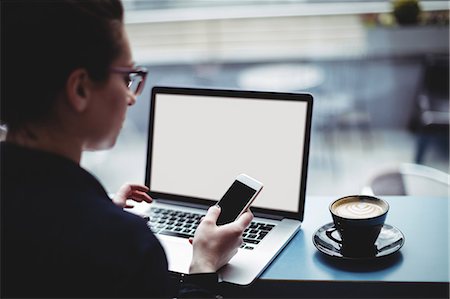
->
[147, 207, 276, 250]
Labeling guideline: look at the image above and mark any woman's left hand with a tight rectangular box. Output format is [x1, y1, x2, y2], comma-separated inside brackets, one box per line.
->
[112, 183, 152, 208]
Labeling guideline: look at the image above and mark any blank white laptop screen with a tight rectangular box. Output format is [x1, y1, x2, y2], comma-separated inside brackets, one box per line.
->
[149, 91, 309, 213]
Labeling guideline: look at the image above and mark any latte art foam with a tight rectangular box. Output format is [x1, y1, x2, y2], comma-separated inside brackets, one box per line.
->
[333, 201, 385, 219]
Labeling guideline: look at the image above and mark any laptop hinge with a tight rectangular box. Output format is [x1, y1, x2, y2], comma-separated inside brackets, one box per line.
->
[253, 211, 284, 221]
[155, 199, 209, 211]
[155, 199, 284, 221]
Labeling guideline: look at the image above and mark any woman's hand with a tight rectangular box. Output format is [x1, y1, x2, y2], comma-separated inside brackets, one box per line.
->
[112, 183, 152, 208]
[189, 205, 253, 273]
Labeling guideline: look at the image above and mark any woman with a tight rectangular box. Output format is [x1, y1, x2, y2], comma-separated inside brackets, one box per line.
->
[0, 0, 252, 297]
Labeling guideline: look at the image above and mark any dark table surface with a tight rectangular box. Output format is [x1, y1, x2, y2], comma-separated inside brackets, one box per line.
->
[222, 196, 449, 298]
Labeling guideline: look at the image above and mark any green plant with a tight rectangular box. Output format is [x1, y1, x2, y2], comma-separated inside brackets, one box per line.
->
[392, 0, 422, 25]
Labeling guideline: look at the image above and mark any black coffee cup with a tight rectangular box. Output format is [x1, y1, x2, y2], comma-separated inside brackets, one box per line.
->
[328, 195, 389, 257]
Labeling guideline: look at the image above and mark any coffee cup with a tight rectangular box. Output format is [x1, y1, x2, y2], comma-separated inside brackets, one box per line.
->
[328, 195, 389, 257]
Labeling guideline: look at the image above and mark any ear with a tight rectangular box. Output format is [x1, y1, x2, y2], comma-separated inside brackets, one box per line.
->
[65, 68, 91, 112]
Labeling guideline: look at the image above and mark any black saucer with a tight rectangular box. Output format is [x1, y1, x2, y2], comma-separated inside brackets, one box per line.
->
[313, 222, 405, 260]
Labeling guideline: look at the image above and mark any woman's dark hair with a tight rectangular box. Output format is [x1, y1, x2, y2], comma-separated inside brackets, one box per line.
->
[1, 0, 124, 130]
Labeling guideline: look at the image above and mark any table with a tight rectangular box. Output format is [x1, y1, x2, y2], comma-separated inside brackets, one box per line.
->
[221, 196, 449, 298]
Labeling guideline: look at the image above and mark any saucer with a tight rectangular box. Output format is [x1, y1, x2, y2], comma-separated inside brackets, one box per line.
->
[312, 222, 405, 260]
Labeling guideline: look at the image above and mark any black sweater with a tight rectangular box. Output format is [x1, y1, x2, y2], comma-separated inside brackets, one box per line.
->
[1, 142, 218, 298]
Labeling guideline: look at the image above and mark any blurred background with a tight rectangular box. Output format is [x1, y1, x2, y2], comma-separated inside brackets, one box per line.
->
[82, 0, 449, 198]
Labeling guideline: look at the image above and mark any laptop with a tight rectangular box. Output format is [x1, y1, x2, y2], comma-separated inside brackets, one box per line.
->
[131, 86, 313, 286]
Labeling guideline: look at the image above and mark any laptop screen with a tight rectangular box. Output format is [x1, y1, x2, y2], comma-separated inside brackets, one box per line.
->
[146, 87, 312, 221]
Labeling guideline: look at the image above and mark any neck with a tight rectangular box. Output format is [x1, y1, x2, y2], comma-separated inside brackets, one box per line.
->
[6, 124, 82, 163]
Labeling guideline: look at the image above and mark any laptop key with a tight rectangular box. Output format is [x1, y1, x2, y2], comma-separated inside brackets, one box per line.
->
[243, 239, 260, 244]
[159, 230, 193, 239]
[256, 234, 265, 240]
[260, 225, 274, 232]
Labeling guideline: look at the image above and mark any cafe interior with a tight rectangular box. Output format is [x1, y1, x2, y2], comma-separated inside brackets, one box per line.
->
[82, 0, 449, 198]
[76, 0, 449, 297]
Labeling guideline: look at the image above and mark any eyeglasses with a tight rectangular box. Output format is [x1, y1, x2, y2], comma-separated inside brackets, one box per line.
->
[110, 66, 148, 96]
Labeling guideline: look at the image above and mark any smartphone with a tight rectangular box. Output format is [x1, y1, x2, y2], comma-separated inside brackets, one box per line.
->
[216, 174, 263, 225]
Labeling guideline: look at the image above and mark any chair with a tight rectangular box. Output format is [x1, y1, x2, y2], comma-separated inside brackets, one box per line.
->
[410, 54, 449, 164]
[0, 125, 7, 141]
[361, 163, 450, 197]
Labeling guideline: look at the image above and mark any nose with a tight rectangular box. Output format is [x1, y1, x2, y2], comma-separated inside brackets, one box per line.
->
[127, 92, 136, 106]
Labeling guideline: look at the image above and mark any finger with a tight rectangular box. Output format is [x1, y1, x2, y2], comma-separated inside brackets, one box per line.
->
[128, 184, 150, 192]
[124, 204, 134, 209]
[188, 237, 193, 245]
[234, 210, 253, 230]
[202, 205, 221, 223]
[129, 190, 153, 203]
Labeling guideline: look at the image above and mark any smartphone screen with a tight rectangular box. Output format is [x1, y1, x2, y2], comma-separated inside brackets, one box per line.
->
[216, 180, 257, 225]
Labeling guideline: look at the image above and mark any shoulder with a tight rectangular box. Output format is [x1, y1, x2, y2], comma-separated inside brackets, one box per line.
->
[1, 143, 171, 297]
